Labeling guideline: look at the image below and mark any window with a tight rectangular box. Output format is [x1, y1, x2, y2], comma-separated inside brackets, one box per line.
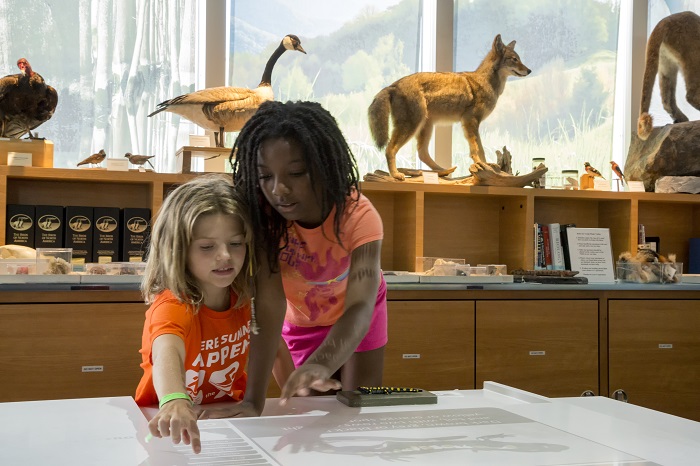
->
[228, 0, 421, 175]
[0, 0, 199, 171]
[452, 0, 621, 182]
[2, 1, 669, 180]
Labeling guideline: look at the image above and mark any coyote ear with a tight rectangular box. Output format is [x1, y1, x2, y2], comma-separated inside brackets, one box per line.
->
[507, 40, 516, 49]
[493, 34, 504, 53]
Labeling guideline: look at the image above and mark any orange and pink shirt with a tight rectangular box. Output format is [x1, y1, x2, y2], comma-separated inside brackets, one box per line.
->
[279, 194, 383, 327]
[134, 289, 250, 406]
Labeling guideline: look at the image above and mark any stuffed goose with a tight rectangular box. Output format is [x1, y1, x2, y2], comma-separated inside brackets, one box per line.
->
[148, 34, 306, 147]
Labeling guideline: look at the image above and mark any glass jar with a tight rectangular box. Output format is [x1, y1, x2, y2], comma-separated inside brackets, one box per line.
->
[562, 169, 579, 189]
[532, 158, 546, 188]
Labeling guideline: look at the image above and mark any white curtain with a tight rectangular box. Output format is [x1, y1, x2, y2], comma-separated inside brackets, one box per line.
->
[0, 0, 198, 171]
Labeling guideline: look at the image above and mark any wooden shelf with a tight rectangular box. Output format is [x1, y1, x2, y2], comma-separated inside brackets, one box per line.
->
[0, 166, 196, 244]
[2, 169, 699, 269]
[361, 182, 700, 271]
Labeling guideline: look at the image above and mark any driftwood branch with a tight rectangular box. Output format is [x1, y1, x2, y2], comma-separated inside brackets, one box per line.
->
[470, 162, 548, 187]
[398, 166, 457, 177]
[363, 163, 548, 187]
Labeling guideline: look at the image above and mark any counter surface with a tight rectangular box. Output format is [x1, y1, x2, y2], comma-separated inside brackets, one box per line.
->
[2, 281, 700, 293]
[1, 383, 698, 465]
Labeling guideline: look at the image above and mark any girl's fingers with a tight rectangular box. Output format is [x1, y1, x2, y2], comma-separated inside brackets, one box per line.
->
[169, 419, 182, 444]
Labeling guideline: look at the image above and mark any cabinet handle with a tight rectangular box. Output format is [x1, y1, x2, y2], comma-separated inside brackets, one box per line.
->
[612, 389, 628, 402]
[580, 390, 596, 397]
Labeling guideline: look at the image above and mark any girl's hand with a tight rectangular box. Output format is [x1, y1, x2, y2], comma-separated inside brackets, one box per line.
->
[148, 398, 201, 454]
[196, 400, 260, 419]
[279, 363, 342, 404]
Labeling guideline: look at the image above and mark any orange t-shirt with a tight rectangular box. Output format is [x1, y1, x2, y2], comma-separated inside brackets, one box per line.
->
[279, 194, 383, 327]
[134, 289, 251, 406]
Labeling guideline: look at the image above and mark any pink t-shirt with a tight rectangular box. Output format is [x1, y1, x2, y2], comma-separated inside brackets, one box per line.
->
[279, 194, 383, 327]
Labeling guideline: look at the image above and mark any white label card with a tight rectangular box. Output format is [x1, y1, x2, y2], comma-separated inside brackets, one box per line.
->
[593, 178, 611, 191]
[402, 354, 421, 359]
[627, 181, 646, 192]
[106, 158, 129, 171]
[7, 151, 32, 167]
[422, 171, 439, 184]
[189, 134, 212, 147]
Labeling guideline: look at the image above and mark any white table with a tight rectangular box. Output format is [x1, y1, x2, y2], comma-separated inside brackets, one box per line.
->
[1, 382, 698, 465]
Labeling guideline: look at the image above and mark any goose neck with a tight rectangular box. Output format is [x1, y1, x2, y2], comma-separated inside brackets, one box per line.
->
[258, 43, 286, 86]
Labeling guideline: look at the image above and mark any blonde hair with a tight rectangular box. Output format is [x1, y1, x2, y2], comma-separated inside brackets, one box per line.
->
[141, 174, 254, 312]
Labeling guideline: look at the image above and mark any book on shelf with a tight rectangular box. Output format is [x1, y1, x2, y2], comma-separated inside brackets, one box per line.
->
[541, 224, 553, 270]
[548, 223, 565, 271]
[35, 205, 64, 249]
[560, 223, 576, 271]
[121, 208, 151, 262]
[93, 207, 120, 264]
[65, 206, 93, 264]
[5, 204, 35, 248]
[534, 223, 544, 270]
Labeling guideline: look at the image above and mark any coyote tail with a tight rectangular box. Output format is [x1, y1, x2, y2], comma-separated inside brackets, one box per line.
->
[638, 29, 663, 140]
[368, 88, 392, 149]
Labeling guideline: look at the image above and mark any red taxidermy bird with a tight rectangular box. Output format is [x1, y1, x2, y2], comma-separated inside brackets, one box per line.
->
[610, 161, 626, 185]
[0, 58, 58, 139]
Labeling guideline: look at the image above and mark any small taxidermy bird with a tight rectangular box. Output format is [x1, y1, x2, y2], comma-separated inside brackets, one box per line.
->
[610, 160, 626, 185]
[124, 152, 155, 169]
[584, 162, 605, 179]
[77, 149, 107, 167]
[148, 34, 306, 147]
[0, 58, 58, 139]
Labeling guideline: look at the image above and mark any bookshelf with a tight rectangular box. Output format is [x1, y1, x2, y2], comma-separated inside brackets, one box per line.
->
[360, 182, 700, 272]
[3, 168, 698, 267]
[2, 169, 699, 420]
[0, 166, 196, 245]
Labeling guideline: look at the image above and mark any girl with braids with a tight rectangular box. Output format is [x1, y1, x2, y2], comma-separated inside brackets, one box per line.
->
[231, 100, 387, 404]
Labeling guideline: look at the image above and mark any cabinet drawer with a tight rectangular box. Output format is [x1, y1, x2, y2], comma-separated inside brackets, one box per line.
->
[609, 300, 700, 421]
[385, 301, 474, 390]
[476, 300, 598, 397]
[0, 303, 147, 402]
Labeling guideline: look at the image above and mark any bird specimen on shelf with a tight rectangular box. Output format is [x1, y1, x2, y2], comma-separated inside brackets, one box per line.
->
[77, 149, 107, 167]
[584, 162, 605, 179]
[124, 152, 155, 169]
[610, 160, 626, 185]
[148, 34, 306, 148]
[0, 58, 58, 139]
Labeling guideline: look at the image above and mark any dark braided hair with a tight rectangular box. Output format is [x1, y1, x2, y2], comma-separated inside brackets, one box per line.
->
[230, 100, 361, 272]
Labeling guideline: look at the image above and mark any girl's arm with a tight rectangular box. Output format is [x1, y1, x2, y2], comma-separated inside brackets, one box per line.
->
[149, 334, 201, 454]
[280, 239, 383, 401]
[272, 336, 296, 389]
[241, 248, 288, 413]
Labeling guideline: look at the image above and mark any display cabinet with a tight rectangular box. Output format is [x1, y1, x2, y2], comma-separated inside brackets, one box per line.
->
[0, 166, 195, 245]
[3, 169, 699, 268]
[2, 169, 700, 422]
[361, 182, 700, 272]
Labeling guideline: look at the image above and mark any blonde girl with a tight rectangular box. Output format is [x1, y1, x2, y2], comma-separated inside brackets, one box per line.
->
[135, 174, 256, 454]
